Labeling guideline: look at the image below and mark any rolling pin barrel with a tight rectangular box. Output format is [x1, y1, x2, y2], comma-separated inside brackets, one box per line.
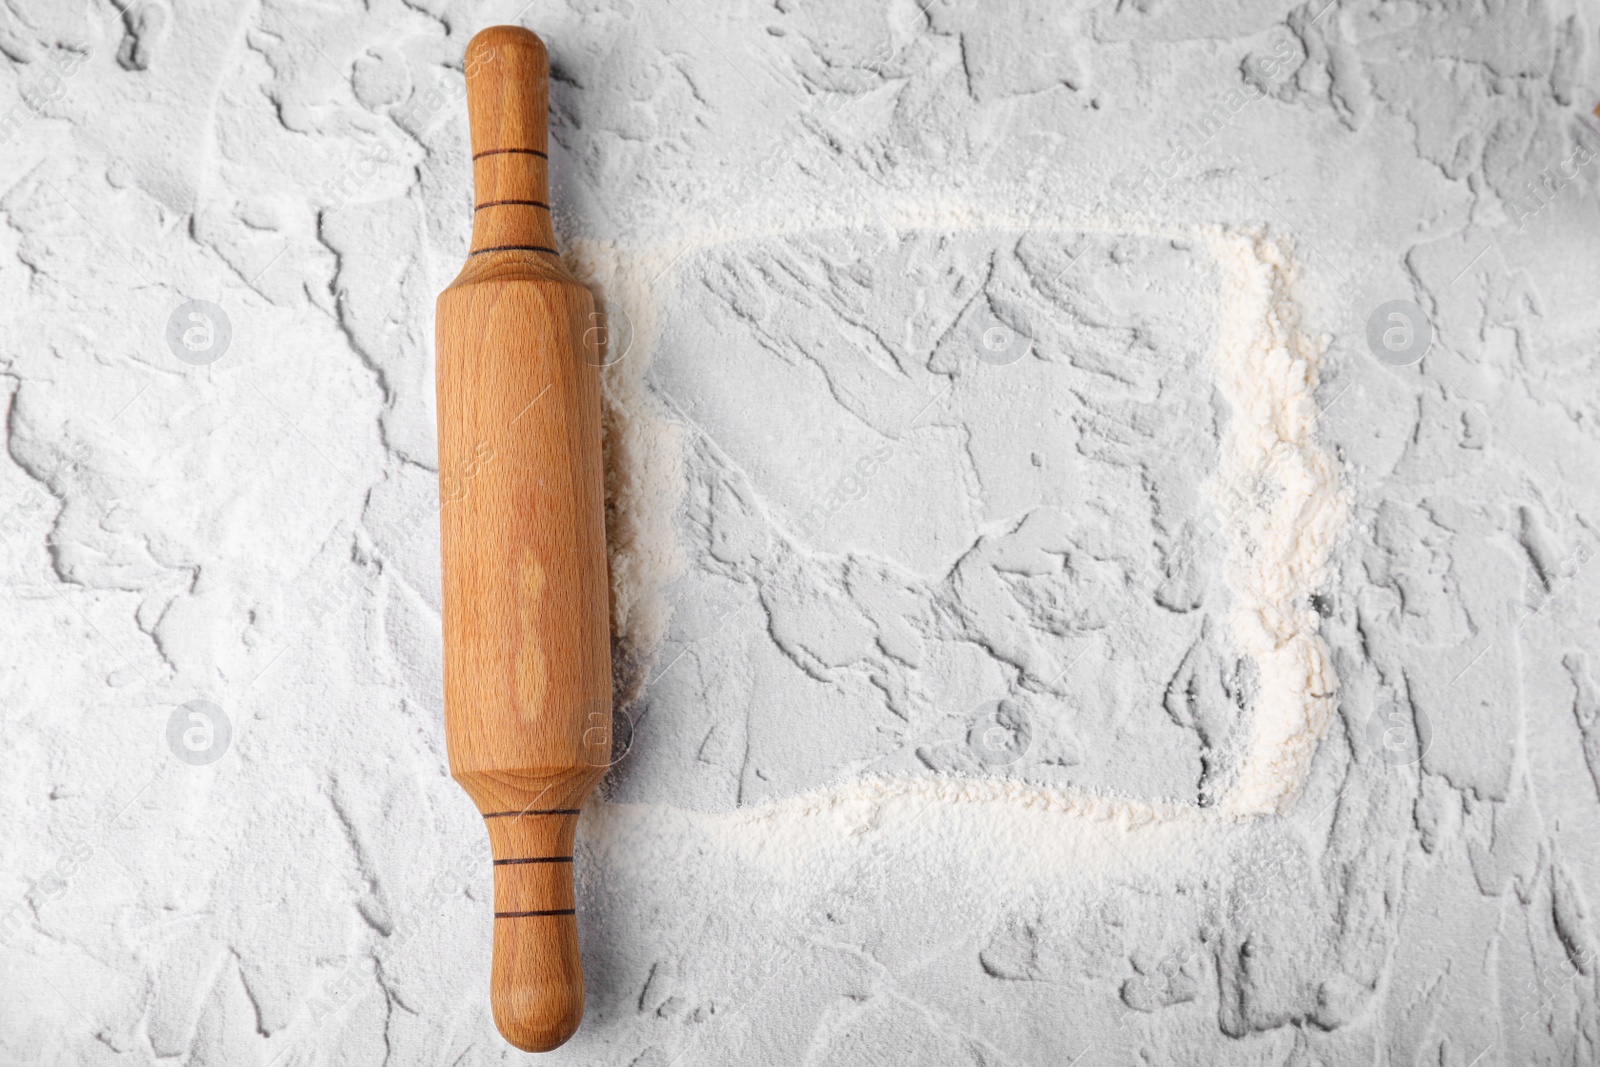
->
[436, 24, 612, 1053]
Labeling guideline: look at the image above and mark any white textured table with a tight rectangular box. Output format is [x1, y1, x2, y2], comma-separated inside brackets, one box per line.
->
[2, 1, 1599, 1063]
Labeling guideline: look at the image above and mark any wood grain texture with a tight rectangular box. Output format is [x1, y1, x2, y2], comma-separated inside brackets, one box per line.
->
[435, 24, 611, 1054]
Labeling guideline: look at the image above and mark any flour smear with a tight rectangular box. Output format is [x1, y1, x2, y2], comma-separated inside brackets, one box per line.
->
[595, 217, 1348, 845]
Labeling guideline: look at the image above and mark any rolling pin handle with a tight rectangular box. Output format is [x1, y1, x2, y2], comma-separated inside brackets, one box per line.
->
[466, 27, 557, 256]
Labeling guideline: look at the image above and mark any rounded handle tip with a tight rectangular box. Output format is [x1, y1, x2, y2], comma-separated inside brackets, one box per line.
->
[468, 25, 548, 75]
[491, 913, 586, 1052]
[465, 25, 550, 158]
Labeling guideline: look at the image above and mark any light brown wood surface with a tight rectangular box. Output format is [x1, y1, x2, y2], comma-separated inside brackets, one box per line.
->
[435, 24, 611, 1053]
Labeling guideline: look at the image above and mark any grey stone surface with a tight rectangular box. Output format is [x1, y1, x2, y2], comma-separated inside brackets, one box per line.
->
[1, 1, 1599, 1064]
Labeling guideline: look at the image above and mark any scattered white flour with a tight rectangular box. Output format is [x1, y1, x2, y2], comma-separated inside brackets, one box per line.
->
[6, 4, 1596, 1063]
[601, 215, 1347, 830]
[566, 240, 688, 703]
[1204, 228, 1348, 816]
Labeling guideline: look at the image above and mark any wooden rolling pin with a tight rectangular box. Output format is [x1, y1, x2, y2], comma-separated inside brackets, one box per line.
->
[434, 25, 612, 1053]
